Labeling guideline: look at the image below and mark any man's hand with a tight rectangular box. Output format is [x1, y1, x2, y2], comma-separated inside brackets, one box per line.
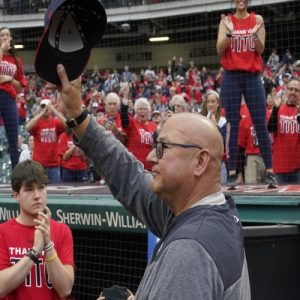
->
[56, 64, 82, 119]
[33, 206, 51, 252]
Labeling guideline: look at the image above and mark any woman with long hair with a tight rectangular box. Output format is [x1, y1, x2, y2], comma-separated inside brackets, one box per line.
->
[216, 0, 277, 189]
[201, 90, 229, 185]
[0, 27, 27, 168]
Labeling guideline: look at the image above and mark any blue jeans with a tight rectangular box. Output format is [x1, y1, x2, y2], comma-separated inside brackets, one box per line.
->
[45, 167, 61, 184]
[0, 90, 19, 169]
[220, 71, 272, 171]
[62, 168, 88, 183]
[276, 170, 300, 184]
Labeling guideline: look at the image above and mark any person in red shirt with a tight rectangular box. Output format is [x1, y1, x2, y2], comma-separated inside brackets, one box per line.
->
[187, 61, 199, 86]
[98, 92, 127, 144]
[175, 77, 192, 102]
[217, 0, 276, 189]
[121, 97, 156, 171]
[0, 160, 74, 300]
[267, 78, 300, 184]
[59, 130, 88, 183]
[25, 99, 66, 183]
[0, 27, 27, 168]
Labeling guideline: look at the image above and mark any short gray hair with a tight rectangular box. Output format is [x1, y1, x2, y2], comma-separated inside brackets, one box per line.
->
[134, 97, 151, 112]
[105, 92, 120, 106]
[170, 95, 187, 111]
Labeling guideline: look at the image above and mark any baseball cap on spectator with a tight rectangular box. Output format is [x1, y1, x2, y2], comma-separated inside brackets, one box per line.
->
[40, 99, 51, 108]
[151, 110, 160, 117]
[35, 0, 107, 85]
[19, 93, 25, 97]
[282, 72, 292, 80]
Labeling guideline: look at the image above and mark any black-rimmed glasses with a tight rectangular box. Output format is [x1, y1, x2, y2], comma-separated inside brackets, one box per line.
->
[153, 141, 203, 159]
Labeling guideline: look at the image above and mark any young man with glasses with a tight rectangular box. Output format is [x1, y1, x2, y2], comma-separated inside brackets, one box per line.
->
[55, 64, 250, 300]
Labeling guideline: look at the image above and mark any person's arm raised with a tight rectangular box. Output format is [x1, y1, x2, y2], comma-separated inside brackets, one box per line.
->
[56, 64, 90, 141]
[25, 108, 46, 132]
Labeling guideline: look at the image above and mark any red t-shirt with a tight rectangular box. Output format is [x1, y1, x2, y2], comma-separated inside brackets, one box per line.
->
[125, 116, 156, 171]
[188, 68, 199, 86]
[0, 219, 74, 300]
[0, 54, 27, 98]
[221, 12, 263, 73]
[59, 132, 87, 171]
[29, 117, 65, 167]
[272, 104, 300, 173]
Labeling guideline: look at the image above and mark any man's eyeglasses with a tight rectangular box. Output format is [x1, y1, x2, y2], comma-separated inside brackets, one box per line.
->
[153, 141, 203, 159]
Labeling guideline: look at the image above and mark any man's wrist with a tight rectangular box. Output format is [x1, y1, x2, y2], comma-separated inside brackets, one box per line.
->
[26, 248, 39, 263]
[66, 106, 89, 129]
[44, 241, 55, 252]
[66, 106, 85, 120]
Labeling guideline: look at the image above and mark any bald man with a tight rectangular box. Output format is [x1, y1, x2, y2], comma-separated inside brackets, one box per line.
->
[56, 64, 250, 300]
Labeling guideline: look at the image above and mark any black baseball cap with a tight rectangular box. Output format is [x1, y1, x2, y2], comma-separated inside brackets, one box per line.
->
[35, 0, 107, 85]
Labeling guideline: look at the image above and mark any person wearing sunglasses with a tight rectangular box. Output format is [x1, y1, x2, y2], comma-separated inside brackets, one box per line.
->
[55, 64, 250, 300]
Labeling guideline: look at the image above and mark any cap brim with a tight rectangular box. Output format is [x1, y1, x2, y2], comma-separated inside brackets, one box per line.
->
[35, 29, 91, 85]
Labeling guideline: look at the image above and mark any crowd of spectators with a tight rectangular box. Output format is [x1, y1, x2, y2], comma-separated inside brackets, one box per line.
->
[1, 50, 299, 185]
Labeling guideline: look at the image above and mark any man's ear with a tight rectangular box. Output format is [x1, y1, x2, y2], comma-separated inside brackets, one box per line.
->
[11, 190, 20, 203]
[194, 150, 210, 177]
